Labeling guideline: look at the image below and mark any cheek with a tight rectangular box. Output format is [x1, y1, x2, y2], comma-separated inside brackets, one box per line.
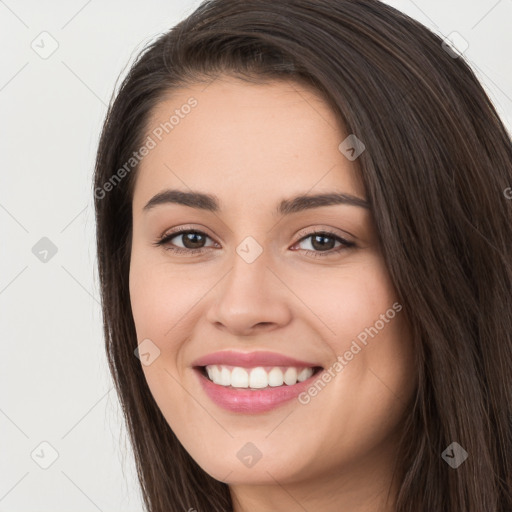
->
[328, 260, 413, 394]
[129, 253, 203, 342]
[284, 256, 399, 348]
[287, 256, 415, 427]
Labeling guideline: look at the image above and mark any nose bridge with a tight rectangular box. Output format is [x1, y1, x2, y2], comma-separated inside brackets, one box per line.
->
[223, 237, 274, 305]
[230, 238, 270, 293]
[205, 235, 291, 333]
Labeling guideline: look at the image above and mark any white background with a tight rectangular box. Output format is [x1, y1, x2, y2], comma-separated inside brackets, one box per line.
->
[1, 0, 511, 510]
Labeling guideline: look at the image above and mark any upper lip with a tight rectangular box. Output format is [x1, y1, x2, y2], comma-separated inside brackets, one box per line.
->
[192, 350, 322, 368]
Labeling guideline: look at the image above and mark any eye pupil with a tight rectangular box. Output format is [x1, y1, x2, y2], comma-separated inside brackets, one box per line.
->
[311, 234, 336, 251]
[183, 232, 205, 249]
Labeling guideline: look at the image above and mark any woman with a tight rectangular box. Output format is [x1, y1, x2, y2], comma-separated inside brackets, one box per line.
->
[93, 0, 512, 510]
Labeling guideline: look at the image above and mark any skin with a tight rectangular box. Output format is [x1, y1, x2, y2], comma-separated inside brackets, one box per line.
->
[129, 76, 416, 512]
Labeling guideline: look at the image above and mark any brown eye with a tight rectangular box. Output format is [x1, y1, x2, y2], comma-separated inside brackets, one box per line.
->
[310, 233, 337, 251]
[155, 229, 216, 253]
[295, 232, 354, 254]
[176, 231, 208, 249]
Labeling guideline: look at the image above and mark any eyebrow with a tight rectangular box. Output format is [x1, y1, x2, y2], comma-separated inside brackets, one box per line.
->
[143, 189, 370, 215]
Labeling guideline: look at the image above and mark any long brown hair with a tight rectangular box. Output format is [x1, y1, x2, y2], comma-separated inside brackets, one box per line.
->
[93, 1, 512, 510]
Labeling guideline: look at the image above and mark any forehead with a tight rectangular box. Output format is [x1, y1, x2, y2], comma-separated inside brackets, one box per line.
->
[132, 77, 365, 212]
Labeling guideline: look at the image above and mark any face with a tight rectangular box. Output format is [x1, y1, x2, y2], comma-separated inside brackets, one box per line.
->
[129, 76, 416, 492]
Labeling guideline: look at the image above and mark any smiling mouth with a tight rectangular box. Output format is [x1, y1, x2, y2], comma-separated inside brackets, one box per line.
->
[196, 364, 323, 389]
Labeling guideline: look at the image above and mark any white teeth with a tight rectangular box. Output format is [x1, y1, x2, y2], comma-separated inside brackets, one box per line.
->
[231, 367, 249, 388]
[204, 365, 315, 388]
[283, 367, 297, 385]
[249, 367, 268, 388]
[220, 366, 231, 386]
[297, 367, 312, 382]
[268, 367, 284, 387]
[212, 365, 220, 383]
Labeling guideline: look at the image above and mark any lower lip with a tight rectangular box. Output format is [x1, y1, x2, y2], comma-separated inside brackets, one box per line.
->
[194, 368, 322, 413]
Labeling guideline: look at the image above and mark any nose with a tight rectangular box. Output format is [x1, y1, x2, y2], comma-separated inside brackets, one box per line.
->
[205, 247, 292, 336]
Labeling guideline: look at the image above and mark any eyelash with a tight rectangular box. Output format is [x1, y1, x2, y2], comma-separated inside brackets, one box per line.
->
[153, 227, 356, 259]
